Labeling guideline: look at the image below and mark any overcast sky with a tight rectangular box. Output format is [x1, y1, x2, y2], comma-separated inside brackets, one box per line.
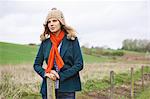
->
[0, 0, 149, 49]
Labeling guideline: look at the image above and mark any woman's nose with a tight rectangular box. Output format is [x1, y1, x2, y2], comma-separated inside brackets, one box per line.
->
[50, 22, 54, 26]
[49, 21, 54, 25]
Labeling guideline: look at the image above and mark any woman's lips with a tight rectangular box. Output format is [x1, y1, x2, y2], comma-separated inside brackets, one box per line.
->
[51, 27, 55, 30]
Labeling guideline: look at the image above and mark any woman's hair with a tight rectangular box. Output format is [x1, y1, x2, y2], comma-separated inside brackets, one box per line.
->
[40, 21, 77, 41]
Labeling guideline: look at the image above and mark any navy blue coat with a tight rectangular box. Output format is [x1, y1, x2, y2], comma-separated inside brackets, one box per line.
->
[33, 34, 83, 95]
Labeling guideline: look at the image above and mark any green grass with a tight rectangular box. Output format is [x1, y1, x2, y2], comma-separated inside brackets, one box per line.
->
[136, 87, 150, 99]
[103, 49, 146, 55]
[0, 42, 38, 65]
[122, 50, 146, 55]
[22, 95, 41, 99]
[0, 42, 148, 65]
[0, 42, 117, 65]
[114, 66, 150, 85]
[82, 79, 110, 92]
[82, 66, 150, 92]
[83, 54, 116, 63]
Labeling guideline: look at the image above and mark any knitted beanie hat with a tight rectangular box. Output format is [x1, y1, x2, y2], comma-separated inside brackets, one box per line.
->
[44, 8, 65, 26]
[40, 8, 77, 41]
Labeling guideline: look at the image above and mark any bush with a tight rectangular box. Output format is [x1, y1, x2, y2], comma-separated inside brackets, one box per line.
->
[112, 51, 124, 56]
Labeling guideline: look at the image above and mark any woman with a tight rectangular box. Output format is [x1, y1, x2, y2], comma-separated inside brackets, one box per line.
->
[33, 8, 83, 99]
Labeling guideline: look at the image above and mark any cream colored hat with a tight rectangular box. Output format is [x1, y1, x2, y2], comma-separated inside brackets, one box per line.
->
[40, 8, 77, 41]
[44, 8, 65, 25]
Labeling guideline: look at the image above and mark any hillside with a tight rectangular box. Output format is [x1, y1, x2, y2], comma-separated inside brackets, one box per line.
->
[0, 42, 111, 65]
[0, 42, 150, 65]
[0, 42, 150, 99]
[0, 42, 37, 65]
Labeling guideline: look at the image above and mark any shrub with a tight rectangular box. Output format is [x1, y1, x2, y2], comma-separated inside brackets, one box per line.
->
[112, 51, 124, 56]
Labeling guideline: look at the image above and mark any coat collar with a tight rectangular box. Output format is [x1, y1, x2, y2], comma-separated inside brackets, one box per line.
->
[60, 34, 70, 58]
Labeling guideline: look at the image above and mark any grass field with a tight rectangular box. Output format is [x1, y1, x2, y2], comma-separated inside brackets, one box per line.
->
[1, 42, 149, 65]
[0, 42, 118, 65]
[136, 86, 150, 99]
[0, 42, 150, 99]
[0, 63, 149, 99]
[0, 42, 37, 65]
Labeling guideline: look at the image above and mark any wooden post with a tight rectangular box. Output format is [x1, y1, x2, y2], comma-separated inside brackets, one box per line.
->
[141, 66, 144, 90]
[46, 77, 56, 99]
[130, 67, 134, 99]
[110, 71, 114, 99]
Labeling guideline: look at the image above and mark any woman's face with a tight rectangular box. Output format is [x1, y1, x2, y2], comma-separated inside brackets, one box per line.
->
[47, 18, 61, 33]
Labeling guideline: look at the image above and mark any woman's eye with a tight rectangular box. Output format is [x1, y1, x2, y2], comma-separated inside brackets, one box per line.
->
[47, 21, 51, 23]
[53, 20, 57, 22]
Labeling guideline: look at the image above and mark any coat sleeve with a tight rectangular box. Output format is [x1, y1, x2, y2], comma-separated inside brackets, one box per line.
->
[58, 38, 83, 81]
[33, 42, 45, 79]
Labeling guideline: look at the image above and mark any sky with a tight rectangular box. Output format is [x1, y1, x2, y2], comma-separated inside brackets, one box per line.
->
[0, 0, 149, 49]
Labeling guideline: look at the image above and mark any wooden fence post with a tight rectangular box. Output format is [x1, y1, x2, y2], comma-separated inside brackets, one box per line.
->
[47, 77, 56, 99]
[141, 66, 144, 90]
[130, 67, 134, 99]
[110, 71, 114, 99]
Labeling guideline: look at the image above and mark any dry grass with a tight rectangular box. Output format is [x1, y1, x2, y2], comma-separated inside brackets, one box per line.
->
[80, 63, 147, 83]
[0, 63, 149, 98]
[0, 64, 41, 99]
[0, 64, 41, 83]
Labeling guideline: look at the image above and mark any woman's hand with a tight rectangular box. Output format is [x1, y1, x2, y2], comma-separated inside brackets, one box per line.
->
[45, 70, 60, 81]
[51, 70, 60, 79]
[45, 73, 57, 81]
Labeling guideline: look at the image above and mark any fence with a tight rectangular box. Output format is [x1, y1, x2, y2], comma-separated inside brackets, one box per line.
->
[46, 66, 150, 99]
[109, 66, 150, 99]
